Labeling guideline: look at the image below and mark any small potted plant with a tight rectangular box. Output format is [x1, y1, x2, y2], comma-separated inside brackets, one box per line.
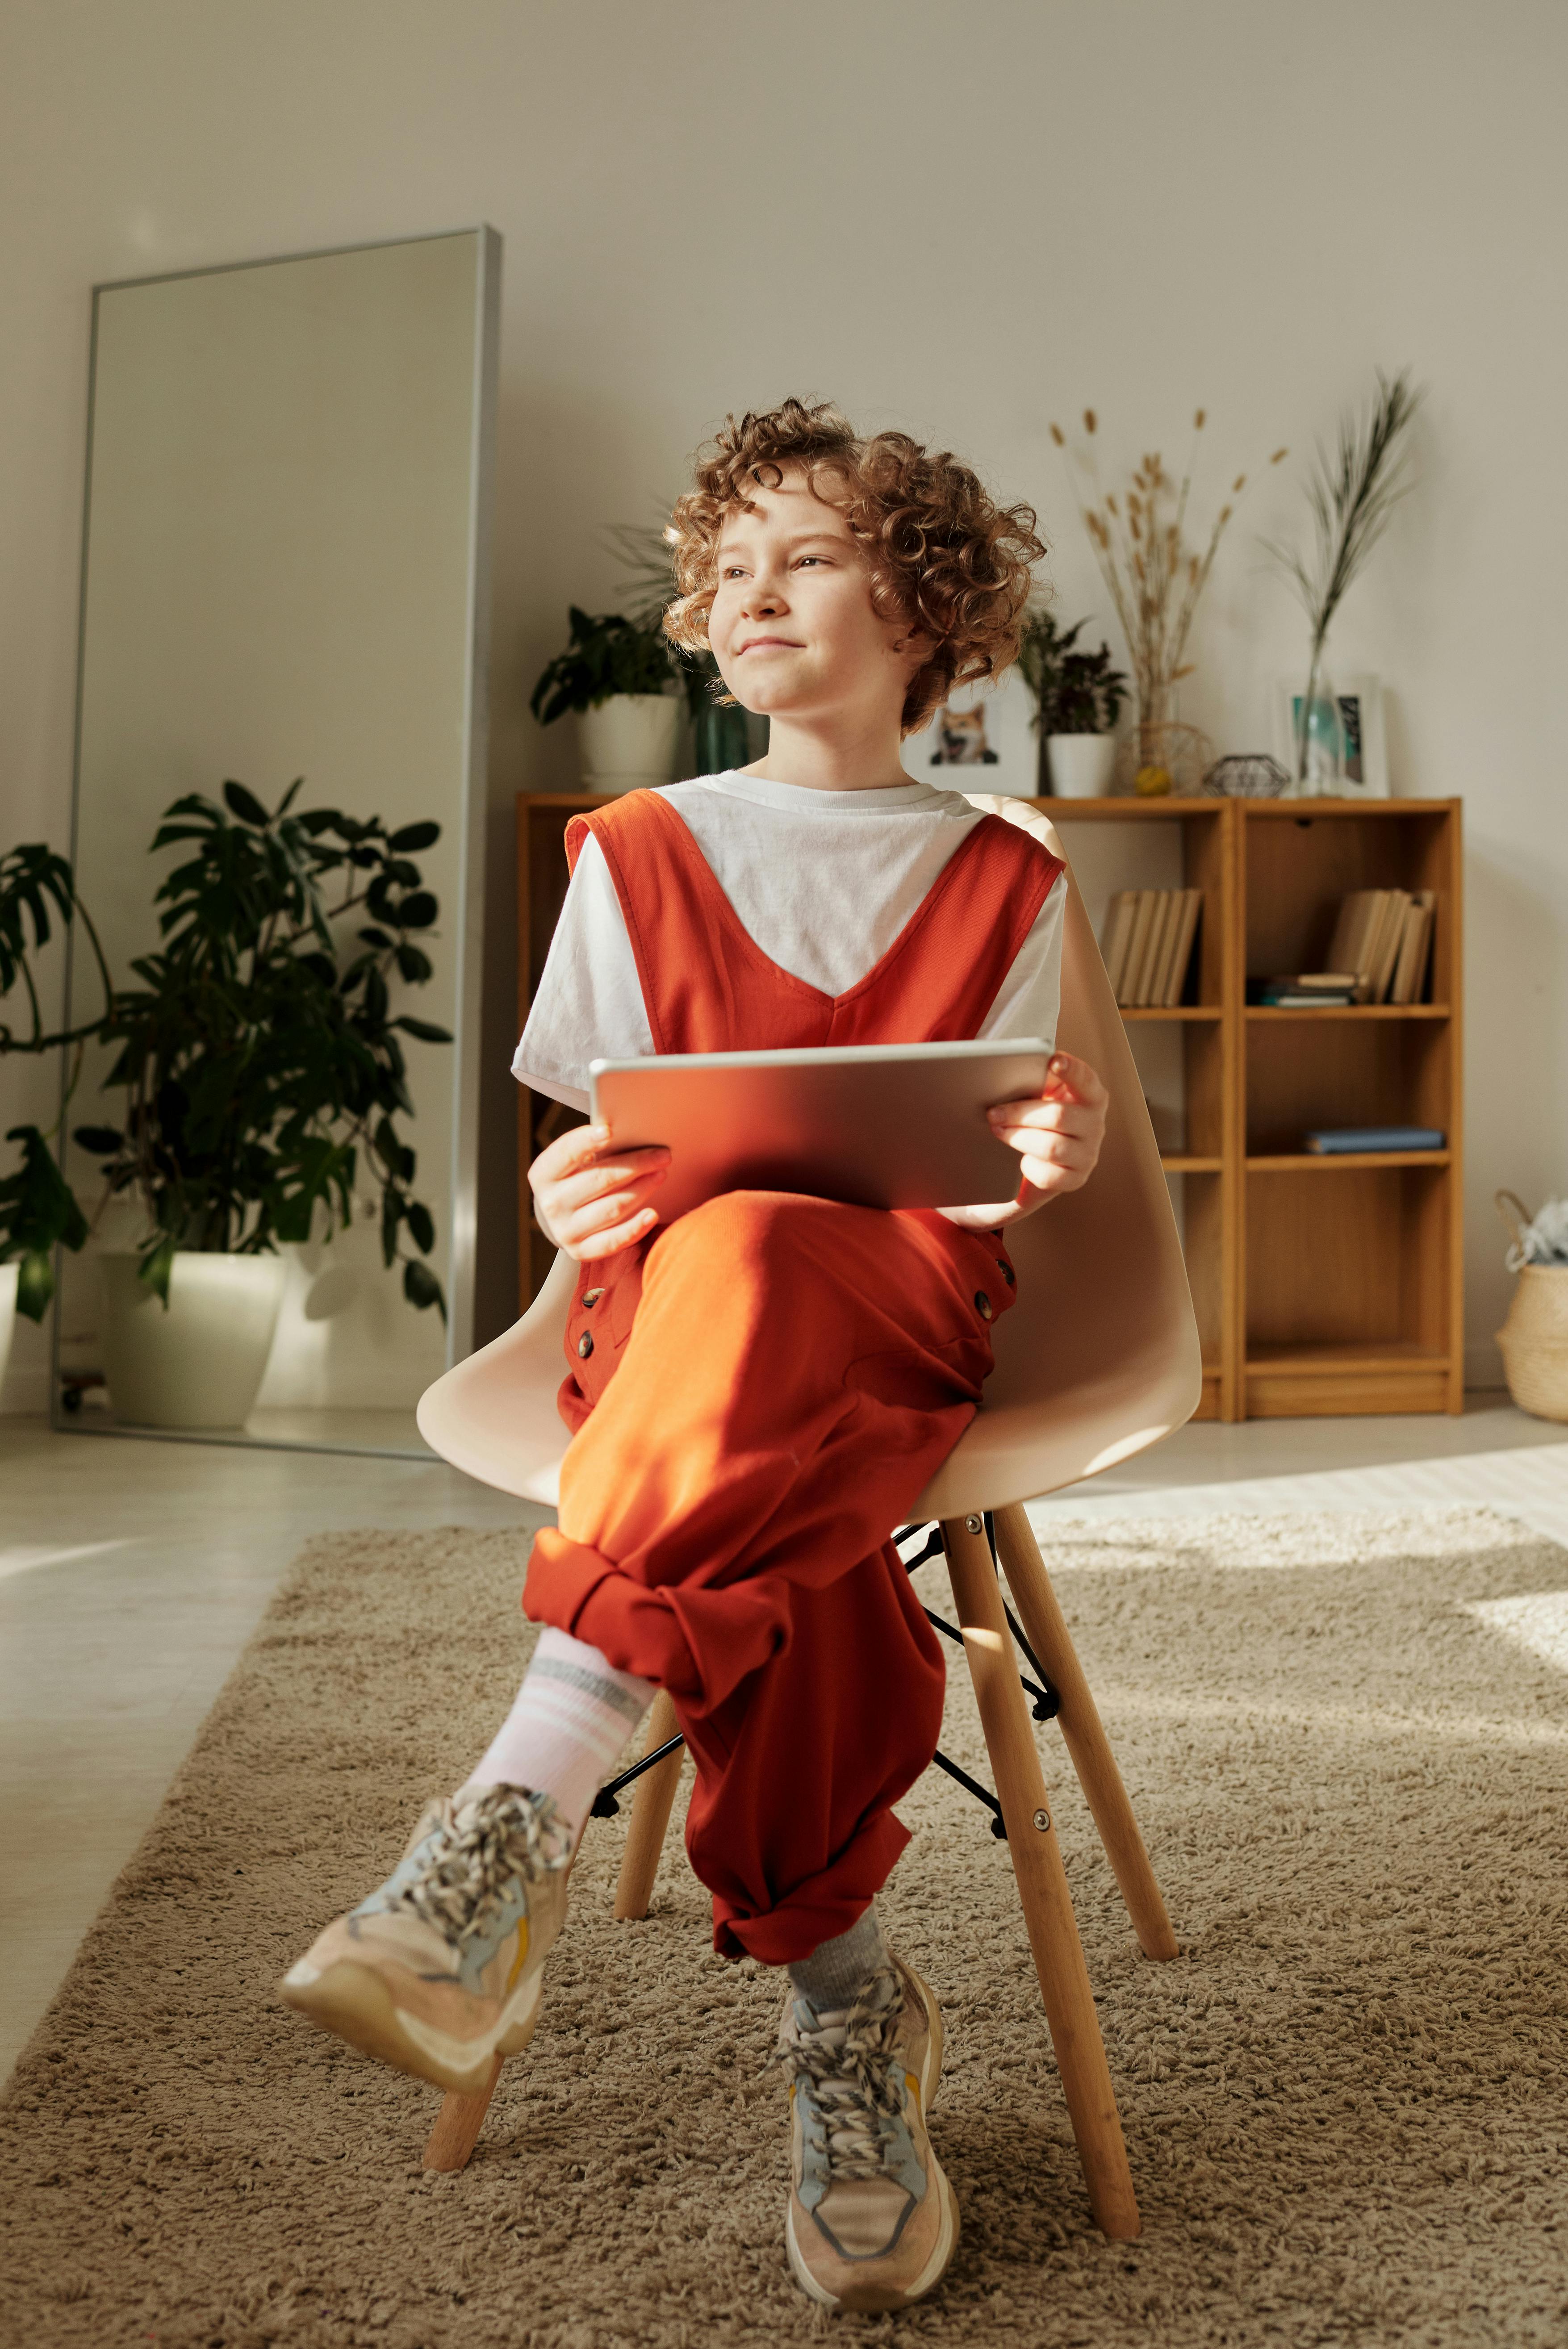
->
[1017, 611, 1127, 798]
[530, 607, 682, 791]
[70, 778, 451, 1429]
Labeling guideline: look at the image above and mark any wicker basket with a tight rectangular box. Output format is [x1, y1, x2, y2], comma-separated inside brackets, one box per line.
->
[1495, 1190, 1568, 1422]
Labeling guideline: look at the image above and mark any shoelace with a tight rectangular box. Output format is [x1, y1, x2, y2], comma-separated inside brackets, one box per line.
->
[389, 1786, 572, 1952]
[777, 1973, 907, 2184]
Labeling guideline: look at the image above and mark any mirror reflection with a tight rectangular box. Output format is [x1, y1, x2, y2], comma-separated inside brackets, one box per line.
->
[49, 230, 498, 1455]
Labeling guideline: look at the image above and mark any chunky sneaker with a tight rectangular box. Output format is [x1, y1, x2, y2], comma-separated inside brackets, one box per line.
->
[279, 1785, 571, 2094]
[776, 1954, 959, 2312]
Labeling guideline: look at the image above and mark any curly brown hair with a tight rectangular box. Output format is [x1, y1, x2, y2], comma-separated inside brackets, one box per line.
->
[664, 398, 1045, 735]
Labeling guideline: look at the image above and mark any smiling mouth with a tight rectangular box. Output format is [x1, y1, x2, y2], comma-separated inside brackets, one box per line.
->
[739, 639, 803, 653]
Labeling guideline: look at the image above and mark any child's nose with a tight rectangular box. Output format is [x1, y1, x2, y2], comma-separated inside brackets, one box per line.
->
[741, 571, 788, 616]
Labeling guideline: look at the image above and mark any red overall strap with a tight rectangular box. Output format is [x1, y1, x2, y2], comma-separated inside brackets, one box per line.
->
[565, 789, 1062, 1053]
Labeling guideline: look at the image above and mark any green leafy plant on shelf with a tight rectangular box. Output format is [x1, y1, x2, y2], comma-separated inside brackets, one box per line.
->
[2, 780, 453, 1321]
[1017, 610, 1128, 736]
[603, 519, 754, 773]
[528, 605, 678, 724]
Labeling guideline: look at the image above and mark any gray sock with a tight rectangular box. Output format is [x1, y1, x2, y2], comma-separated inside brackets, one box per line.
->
[786, 1903, 892, 2012]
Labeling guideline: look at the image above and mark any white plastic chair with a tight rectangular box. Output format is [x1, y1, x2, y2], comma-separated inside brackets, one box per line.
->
[415, 798, 1202, 2236]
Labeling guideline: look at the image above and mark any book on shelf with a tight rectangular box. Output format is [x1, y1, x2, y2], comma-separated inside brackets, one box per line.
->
[1252, 971, 1360, 1007]
[1100, 887, 1203, 1008]
[1322, 888, 1436, 1004]
[1303, 1125, 1446, 1154]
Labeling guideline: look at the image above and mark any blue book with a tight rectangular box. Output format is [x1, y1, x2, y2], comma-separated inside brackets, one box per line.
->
[1304, 1126, 1446, 1154]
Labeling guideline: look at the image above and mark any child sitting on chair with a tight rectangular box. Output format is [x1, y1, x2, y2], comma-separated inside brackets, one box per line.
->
[282, 398, 1108, 2315]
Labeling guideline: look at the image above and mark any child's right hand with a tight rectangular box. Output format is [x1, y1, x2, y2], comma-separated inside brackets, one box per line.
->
[529, 1124, 670, 1261]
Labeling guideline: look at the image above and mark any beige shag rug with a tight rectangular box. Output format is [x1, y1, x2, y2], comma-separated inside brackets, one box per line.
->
[2, 1507, 1566, 2348]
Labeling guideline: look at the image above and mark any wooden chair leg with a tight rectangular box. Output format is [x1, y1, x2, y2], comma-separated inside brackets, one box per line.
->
[993, 1503, 1179, 1964]
[942, 1513, 1141, 2241]
[613, 1688, 684, 1922]
[423, 2053, 505, 2172]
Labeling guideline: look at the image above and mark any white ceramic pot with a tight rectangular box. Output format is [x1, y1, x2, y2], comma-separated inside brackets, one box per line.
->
[578, 694, 682, 793]
[1047, 733, 1118, 799]
[100, 1251, 286, 1429]
[0, 1261, 17, 1398]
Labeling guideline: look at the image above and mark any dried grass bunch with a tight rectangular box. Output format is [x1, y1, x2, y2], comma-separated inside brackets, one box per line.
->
[1050, 409, 1287, 737]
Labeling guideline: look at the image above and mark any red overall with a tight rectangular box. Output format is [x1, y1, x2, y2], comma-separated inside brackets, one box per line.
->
[524, 790, 1063, 1960]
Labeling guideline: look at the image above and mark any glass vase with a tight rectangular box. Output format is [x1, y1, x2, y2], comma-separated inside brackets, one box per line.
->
[1291, 672, 1346, 797]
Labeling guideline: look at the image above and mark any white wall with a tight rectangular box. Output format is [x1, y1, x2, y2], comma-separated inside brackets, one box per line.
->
[3, 0, 1564, 1402]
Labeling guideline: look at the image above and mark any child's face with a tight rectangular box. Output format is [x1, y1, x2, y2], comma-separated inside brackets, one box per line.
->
[707, 469, 924, 734]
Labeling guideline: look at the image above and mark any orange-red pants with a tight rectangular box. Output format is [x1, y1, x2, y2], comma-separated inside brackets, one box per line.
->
[523, 1191, 1016, 1961]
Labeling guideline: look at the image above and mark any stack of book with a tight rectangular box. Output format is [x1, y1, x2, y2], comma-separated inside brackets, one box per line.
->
[1321, 888, 1436, 1004]
[1252, 972, 1360, 1008]
[1101, 888, 1204, 1008]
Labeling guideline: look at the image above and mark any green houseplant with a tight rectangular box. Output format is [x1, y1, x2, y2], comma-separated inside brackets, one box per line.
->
[602, 521, 755, 776]
[0, 845, 116, 1385]
[2, 780, 452, 1426]
[1017, 612, 1127, 798]
[530, 606, 682, 792]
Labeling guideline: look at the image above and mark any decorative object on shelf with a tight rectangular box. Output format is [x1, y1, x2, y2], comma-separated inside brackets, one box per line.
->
[72, 779, 450, 1331]
[1271, 673, 1388, 799]
[1101, 889, 1202, 1007]
[1493, 1190, 1568, 1421]
[1264, 371, 1421, 795]
[1129, 721, 1213, 797]
[1202, 754, 1289, 799]
[1050, 407, 1286, 790]
[900, 669, 1037, 798]
[1304, 1126, 1445, 1154]
[1016, 610, 1126, 798]
[529, 606, 682, 791]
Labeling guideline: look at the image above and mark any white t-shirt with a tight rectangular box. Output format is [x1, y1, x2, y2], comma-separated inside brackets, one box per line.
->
[512, 771, 1064, 1110]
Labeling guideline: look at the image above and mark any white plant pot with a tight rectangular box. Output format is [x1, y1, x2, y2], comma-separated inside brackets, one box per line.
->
[100, 1251, 286, 1429]
[578, 694, 682, 793]
[0, 1261, 17, 1399]
[1047, 733, 1119, 799]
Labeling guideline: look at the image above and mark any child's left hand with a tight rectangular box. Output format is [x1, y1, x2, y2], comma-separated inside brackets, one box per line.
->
[940, 1051, 1109, 1232]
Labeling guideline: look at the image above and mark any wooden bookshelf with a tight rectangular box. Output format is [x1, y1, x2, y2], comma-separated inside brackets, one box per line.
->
[1047, 793, 1463, 1421]
[515, 790, 1464, 1422]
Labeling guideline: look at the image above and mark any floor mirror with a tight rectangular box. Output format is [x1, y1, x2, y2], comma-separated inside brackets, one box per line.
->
[53, 228, 500, 1459]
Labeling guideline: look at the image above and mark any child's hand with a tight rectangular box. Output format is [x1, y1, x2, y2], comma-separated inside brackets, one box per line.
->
[529, 1124, 669, 1261]
[940, 1051, 1109, 1232]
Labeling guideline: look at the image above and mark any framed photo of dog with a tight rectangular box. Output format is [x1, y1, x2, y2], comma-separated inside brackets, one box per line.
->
[901, 670, 1039, 797]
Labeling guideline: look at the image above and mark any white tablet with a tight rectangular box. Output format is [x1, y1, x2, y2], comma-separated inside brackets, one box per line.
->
[589, 1039, 1050, 1225]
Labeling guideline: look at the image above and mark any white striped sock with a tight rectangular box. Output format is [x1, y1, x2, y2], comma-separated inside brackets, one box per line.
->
[461, 1628, 655, 1834]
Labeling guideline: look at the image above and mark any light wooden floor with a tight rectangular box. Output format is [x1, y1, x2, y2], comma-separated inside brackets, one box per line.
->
[4, 1397, 1566, 2084]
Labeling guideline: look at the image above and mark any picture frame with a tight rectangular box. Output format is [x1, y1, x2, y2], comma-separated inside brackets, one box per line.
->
[901, 666, 1039, 797]
[1272, 673, 1388, 798]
